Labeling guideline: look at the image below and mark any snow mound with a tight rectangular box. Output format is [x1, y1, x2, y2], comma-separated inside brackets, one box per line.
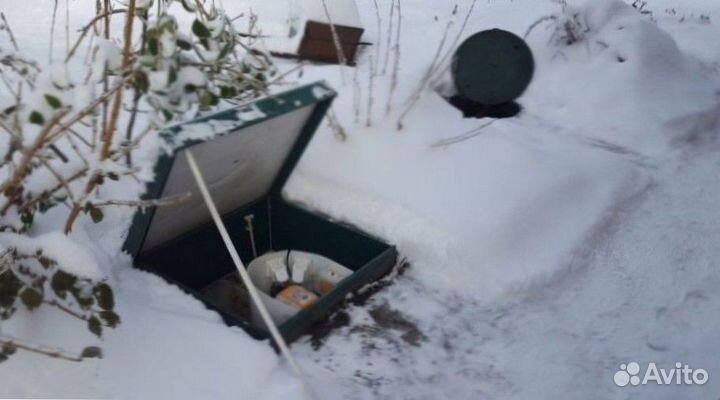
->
[523, 0, 718, 155]
[285, 110, 645, 299]
[0, 232, 106, 280]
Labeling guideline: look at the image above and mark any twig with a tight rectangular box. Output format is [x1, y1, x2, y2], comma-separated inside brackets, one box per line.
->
[524, 15, 557, 39]
[430, 120, 496, 148]
[65, 0, 70, 56]
[44, 300, 88, 321]
[382, 0, 396, 75]
[366, 55, 375, 127]
[47, 76, 131, 144]
[397, 19, 453, 129]
[50, 0, 59, 62]
[93, 193, 192, 209]
[19, 168, 88, 214]
[430, 0, 478, 84]
[101, 0, 136, 158]
[320, 0, 347, 81]
[39, 158, 78, 204]
[386, 0, 402, 116]
[326, 107, 347, 141]
[124, 12, 147, 168]
[352, 59, 362, 123]
[0, 336, 84, 362]
[66, 9, 127, 62]
[65, 0, 137, 234]
[267, 61, 306, 85]
[0, 108, 72, 212]
[371, 0, 382, 75]
[103, 0, 111, 39]
[64, 134, 91, 168]
[0, 13, 19, 51]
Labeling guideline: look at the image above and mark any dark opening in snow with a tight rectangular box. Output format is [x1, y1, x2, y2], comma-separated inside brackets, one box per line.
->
[444, 94, 522, 119]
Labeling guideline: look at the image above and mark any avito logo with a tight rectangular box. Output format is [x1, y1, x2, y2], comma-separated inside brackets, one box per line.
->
[614, 362, 709, 387]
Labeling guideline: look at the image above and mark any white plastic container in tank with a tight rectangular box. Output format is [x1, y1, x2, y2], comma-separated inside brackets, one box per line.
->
[247, 250, 352, 330]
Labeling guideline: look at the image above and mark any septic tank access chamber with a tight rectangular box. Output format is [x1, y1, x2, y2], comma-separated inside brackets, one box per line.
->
[123, 81, 398, 344]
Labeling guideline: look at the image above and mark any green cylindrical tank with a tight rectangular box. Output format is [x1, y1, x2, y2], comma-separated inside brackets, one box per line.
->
[452, 29, 535, 106]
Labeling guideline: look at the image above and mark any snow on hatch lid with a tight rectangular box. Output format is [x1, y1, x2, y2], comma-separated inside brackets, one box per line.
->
[123, 82, 336, 259]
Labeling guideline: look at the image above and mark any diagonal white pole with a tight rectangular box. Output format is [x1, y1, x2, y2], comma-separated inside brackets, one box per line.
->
[184, 150, 317, 398]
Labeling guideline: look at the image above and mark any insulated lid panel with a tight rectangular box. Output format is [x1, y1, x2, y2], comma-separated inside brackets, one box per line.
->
[123, 82, 336, 258]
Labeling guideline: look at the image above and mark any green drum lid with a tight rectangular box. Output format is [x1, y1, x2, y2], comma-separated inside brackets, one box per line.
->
[452, 29, 535, 105]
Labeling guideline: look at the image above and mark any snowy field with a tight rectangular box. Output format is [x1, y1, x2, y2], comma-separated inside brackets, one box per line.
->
[1, 0, 719, 399]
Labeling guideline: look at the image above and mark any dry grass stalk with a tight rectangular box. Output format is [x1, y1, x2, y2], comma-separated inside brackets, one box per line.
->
[320, 0, 347, 81]
[430, 120, 496, 148]
[64, 0, 138, 233]
[385, 0, 402, 116]
[382, 0, 396, 75]
[366, 55, 375, 127]
[0, 13, 19, 51]
[396, 19, 453, 129]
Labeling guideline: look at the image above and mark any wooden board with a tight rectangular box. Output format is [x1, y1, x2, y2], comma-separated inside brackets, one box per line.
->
[298, 21, 364, 65]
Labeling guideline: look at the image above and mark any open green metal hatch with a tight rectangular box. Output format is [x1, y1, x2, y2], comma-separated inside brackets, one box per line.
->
[123, 81, 398, 343]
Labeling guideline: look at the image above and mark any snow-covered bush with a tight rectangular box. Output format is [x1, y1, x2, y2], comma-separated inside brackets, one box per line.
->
[0, 0, 273, 362]
[135, 5, 275, 119]
[0, 233, 116, 362]
[525, 1, 590, 46]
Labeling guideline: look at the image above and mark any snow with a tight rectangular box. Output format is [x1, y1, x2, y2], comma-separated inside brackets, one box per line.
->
[0, 232, 105, 280]
[522, 0, 718, 155]
[303, 0, 363, 28]
[1, 266, 296, 400]
[1, 0, 720, 399]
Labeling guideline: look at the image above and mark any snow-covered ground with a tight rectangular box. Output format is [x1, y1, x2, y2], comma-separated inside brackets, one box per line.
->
[1, 0, 719, 399]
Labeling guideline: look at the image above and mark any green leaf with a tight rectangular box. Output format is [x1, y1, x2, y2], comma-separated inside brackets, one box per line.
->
[93, 283, 115, 311]
[180, 0, 197, 12]
[29, 111, 45, 125]
[20, 288, 43, 310]
[84, 204, 104, 224]
[176, 38, 192, 51]
[73, 290, 94, 308]
[88, 316, 102, 338]
[44, 94, 62, 109]
[184, 84, 197, 94]
[0, 271, 22, 309]
[218, 42, 233, 60]
[38, 256, 53, 269]
[199, 38, 210, 50]
[81, 346, 103, 359]
[99, 310, 120, 328]
[199, 91, 219, 109]
[2, 105, 17, 115]
[192, 20, 211, 39]
[168, 67, 178, 84]
[219, 86, 237, 98]
[20, 211, 34, 227]
[50, 270, 77, 300]
[147, 37, 159, 56]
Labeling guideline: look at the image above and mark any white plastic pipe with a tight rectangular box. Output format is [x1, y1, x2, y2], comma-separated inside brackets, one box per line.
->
[184, 150, 317, 398]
